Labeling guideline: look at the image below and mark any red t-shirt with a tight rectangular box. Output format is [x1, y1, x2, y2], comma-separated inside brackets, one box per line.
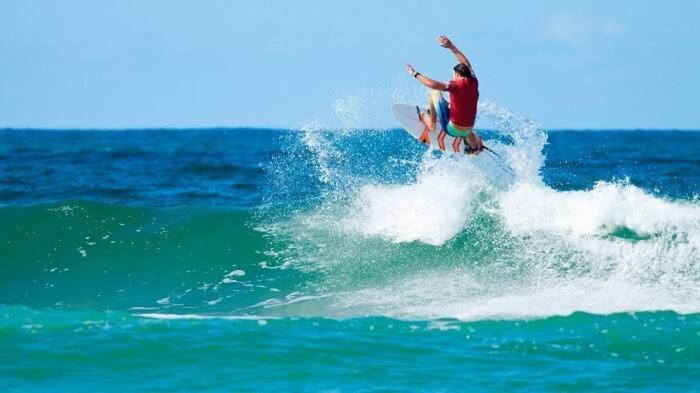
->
[447, 77, 479, 128]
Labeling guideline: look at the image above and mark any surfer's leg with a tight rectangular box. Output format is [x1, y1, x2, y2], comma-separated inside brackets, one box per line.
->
[418, 112, 432, 144]
[452, 136, 462, 153]
[429, 99, 437, 128]
[437, 130, 447, 150]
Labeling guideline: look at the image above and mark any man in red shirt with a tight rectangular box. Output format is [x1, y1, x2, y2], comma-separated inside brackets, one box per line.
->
[406, 35, 483, 154]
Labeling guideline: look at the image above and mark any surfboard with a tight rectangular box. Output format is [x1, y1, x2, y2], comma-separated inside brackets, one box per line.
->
[392, 103, 516, 176]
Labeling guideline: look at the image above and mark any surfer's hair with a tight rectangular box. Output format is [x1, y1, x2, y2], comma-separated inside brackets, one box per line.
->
[453, 63, 474, 79]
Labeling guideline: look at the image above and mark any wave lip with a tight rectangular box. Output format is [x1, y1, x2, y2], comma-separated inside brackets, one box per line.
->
[500, 180, 700, 237]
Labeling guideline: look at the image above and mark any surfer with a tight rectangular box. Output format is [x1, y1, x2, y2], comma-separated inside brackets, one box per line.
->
[406, 35, 483, 154]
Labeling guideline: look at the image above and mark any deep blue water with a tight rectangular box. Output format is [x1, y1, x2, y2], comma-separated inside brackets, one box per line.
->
[2, 129, 698, 208]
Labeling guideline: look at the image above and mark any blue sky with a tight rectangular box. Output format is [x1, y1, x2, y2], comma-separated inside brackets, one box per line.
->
[1, 0, 699, 129]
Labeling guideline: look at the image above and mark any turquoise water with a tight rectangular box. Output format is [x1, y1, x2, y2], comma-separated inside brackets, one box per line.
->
[4, 306, 698, 391]
[2, 104, 700, 391]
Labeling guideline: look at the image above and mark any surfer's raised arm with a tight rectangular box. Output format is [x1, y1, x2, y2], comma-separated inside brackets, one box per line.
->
[439, 35, 474, 75]
[405, 64, 448, 91]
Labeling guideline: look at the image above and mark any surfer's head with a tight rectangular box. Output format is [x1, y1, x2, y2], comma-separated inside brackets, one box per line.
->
[453, 63, 474, 80]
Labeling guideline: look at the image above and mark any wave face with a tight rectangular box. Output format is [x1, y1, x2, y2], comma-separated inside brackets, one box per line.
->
[0, 202, 277, 312]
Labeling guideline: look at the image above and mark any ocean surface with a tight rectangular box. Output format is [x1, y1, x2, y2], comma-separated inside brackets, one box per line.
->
[2, 104, 700, 391]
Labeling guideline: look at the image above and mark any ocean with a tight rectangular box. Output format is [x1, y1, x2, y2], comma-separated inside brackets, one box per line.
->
[1, 103, 699, 391]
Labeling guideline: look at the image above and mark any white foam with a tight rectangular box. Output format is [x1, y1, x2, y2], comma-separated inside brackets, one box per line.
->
[348, 156, 487, 245]
[225, 269, 246, 277]
[500, 181, 700, 237]
[332, 238, 700, 320]
[330, 177, 700, 320]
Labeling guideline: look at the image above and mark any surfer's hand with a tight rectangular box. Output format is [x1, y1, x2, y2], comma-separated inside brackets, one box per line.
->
[439, 35, 453, 49]
[405, 64, 416, 77]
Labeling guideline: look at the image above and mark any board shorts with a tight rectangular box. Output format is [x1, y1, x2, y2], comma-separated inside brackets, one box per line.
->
[446, 122, 471, 138]
[429, 90, 473, 138]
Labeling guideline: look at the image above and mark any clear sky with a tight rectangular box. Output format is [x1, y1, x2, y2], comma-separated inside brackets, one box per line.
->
[1, 0, 699, 130]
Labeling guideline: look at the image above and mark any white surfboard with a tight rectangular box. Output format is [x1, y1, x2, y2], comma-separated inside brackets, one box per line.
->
[392, 103, 464, 153]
